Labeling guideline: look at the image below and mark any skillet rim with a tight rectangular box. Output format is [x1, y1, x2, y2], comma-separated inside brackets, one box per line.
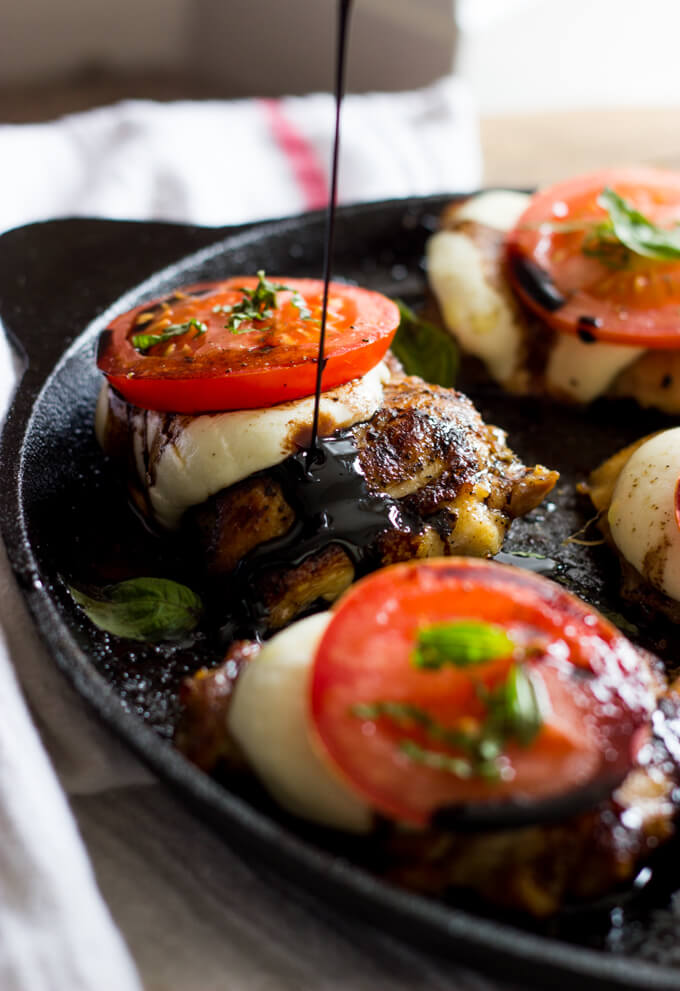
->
[1, 200, 679, 991]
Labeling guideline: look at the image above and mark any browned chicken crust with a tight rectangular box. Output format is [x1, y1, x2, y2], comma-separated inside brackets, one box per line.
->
[387, 666, 678, 917]
[175, 640, 257, 771]
[178, 642, 679, 917]
[190, 372, 558, 630]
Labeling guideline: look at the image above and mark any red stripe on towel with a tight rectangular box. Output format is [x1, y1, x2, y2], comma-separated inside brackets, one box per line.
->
[260, 98, 329, 211]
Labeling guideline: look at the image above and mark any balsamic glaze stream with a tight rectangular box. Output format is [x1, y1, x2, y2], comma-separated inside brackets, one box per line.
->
[309, 0, 354, 459]
[218, 0, 415, 641]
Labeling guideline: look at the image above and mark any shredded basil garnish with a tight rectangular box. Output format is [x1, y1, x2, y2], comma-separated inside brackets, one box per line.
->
[411, 620, 515, 669]
[582, 187, 680, 267]
[398, 740, 474, 779]
[480, 663, 543, 749]
[223, 270, 311, 333]
[131, 318, 207, 353]
[351, 662, 543, 782]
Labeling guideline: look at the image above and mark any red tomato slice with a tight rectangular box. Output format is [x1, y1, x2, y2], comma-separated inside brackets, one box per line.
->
[506, 167, 680, 347]
[97, 277, 399, 412]
[309, 558, 655, 827]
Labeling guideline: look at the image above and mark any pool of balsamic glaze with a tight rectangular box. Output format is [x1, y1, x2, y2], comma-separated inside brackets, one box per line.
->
[217, 432, 419, 642]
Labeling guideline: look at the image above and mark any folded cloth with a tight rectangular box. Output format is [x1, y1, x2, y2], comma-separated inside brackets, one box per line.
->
[0, 627, 143, 991]
[0, 75, 480, 233]
[0, 78, 482, 991]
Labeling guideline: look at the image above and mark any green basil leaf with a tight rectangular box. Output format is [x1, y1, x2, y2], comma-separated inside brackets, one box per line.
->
[487, 664, 542, 748]
[391, 300, 459, 387]
[352, 660, 543, 783]
[398, 739, 473, 779]
[132, 318, 207, 353]
[226, 270, 311, 333]
[69, 577, 203, 642]
[412, 620, 515, 669]
[598, 187, 680, 261]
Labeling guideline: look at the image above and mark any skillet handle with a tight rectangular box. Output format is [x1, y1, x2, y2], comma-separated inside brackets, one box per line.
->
[0, 217, 252, 370]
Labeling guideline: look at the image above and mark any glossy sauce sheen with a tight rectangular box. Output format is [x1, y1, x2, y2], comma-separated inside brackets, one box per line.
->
[219, 432, 417, 641]
[217, 0, 408, 639]
[309, 0, 353, 454]
[507, 251, 566, 312]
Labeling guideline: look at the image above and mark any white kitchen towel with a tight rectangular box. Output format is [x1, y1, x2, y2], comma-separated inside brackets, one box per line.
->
[0, 78, 483, 991]
[0, 631, 143, 991]
[0, 76, 480, 234]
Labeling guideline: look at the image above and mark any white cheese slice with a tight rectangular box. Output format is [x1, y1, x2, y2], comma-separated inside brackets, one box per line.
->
[228, 612, 373, 833]
[427, 228, 524, 384]
[453, 189, 529, 233]
[545, 334, 643, 403]
[96, 361, 389, 529]
[426, 191, 530, 386]
[608, 427, 680, 601]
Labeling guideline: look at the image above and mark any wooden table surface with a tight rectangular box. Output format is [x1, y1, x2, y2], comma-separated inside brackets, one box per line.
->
[481, 107, 680, 187]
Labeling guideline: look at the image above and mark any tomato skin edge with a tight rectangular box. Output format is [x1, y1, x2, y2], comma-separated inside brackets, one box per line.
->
[505, 167, 680, 348]
[308, 558, 654, 828]
[97, 278, 399, 413]
[103, 333, 394, 413]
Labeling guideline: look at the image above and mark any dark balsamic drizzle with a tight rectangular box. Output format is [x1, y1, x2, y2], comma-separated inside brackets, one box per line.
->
[218, 431, 417, 642]
[216, 0, 412, 641]
[577, 314, 602, 343]
[309, 0, 353, 458]
[508, 251, 566, 312]
[431, 765, 629, 833]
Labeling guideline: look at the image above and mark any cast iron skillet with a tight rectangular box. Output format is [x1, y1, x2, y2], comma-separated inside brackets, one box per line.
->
[2, 199, 680, 991]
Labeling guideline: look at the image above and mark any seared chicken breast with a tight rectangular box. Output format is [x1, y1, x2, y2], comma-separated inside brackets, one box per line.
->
[178, 622, 678, 918]
[98, 366, 557, 634]
[388, 671, 680, 917]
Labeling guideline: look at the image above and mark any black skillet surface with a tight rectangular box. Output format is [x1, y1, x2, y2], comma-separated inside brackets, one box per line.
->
[2, 198, 680, 990]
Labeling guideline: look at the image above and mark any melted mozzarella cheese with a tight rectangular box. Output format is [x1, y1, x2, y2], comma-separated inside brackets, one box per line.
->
[544, 334, 643, 403]
[608, 427, 680, 601]
[453, 189, 529, 233]
[96, 361, 389, 529]
[427, 191, 644, 401]
[427, 228, 524, 385]
[228, 612, 373, 832]
[427, 192, 529, 385]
